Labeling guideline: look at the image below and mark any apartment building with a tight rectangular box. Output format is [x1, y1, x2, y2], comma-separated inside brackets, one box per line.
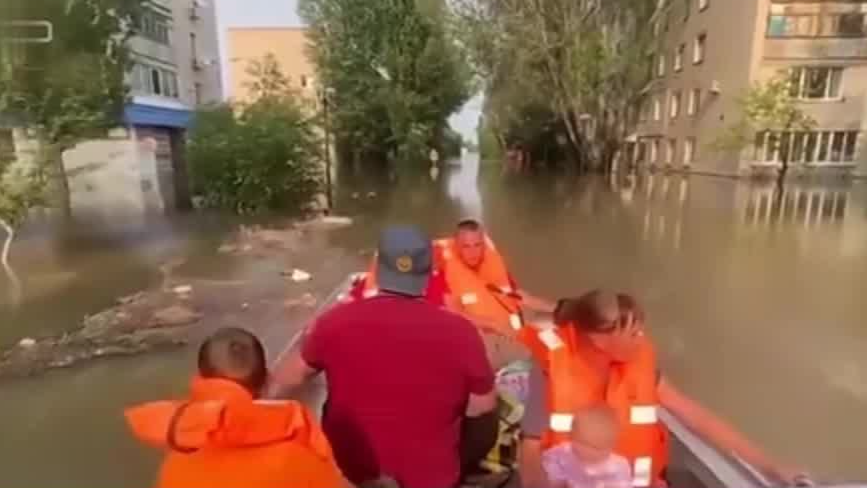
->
[634, 0, 867, 178]
[60, 0, 223, 219]
[227, 27, 317, 105]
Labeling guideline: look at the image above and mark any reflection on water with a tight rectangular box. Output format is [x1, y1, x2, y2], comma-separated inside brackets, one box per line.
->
[446, 153, 483, 220]
[2, 155, 867, 485]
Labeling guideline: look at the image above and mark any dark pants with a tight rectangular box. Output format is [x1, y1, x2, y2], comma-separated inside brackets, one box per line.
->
[460, 410, 500, 477]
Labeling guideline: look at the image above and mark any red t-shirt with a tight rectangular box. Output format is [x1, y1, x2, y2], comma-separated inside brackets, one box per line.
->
[349, 269, 451, 306]
[303, 296, 495, 488]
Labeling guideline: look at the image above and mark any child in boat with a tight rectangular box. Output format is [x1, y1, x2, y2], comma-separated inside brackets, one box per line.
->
[542, 403, 632, 488]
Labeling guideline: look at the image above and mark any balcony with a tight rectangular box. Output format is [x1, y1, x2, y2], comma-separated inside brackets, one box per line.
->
[764, 37, 867, 59]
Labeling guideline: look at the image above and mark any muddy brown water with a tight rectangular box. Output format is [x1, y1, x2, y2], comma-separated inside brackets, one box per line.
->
[2, 154, 867, 486]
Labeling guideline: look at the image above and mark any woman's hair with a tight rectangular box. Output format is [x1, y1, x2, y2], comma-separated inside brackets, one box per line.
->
[198, 327, 268, 395]
[554, 289, 620, 332]
[555, 290, 646, 333]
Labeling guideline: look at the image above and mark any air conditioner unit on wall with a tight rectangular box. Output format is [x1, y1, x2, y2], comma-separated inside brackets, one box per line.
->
[710, 80, 722, 94]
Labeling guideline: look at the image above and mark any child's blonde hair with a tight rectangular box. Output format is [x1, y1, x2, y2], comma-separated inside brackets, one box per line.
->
[572, 403, 620, 450]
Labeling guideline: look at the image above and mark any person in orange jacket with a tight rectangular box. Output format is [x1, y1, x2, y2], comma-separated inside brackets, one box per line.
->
[125, 327, 351, 488]
[520, 290, 810, 488]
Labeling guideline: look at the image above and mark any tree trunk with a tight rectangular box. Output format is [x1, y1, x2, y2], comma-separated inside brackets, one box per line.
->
[44, 142, 72, 218]
[0, 218, 22, 305]
[170, 129, 193, 211]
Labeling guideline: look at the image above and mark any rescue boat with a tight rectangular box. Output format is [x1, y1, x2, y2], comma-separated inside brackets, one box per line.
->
[269, 274, 858, 488]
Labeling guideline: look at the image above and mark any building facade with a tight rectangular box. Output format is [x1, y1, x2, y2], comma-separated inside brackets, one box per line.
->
[59, 0, 222, 221]
[226, 27, 317, 105]
[634, 0, 867, 178]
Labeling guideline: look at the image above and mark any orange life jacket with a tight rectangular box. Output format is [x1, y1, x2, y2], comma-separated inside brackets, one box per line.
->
[125, 377, 346, 488]
[540, 325, 669, 487]
[435, 236, 524, 336]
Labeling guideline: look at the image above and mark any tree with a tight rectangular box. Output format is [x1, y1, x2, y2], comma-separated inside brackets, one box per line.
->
[714, 73, 816, 189]
[454, 0, 674, 172]
[299, 0, 473, 166]
[0, 0, 142, 300]
[187, 55, 322, 215]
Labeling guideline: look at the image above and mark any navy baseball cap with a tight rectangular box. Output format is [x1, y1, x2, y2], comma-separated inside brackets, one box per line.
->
[376, 225, 432, 296]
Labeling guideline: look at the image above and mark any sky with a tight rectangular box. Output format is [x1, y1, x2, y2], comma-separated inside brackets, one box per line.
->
[213, 0, 481, 144]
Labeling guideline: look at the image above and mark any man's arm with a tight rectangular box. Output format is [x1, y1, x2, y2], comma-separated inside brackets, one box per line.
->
[267, 347, 319, 395]
[459, 315, 498, 417]
[658, 376, 809, 485]
[518, 289, 557, 314]
[466, 388, 497, 417]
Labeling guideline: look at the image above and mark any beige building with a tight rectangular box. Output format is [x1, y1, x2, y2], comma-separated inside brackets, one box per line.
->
[635, 0, 867, 178]
[227, 27, 317, 104]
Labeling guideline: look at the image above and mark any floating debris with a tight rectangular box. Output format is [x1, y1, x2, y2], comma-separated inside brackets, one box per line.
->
[287, 269, 312, 282]
[17, 337, 36, 349]
[173, 285, 193, 295]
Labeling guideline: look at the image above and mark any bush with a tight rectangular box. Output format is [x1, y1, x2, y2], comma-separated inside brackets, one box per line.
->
[187, 98, 322, 215]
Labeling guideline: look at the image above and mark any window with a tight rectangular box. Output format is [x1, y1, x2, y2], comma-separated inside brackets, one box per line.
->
[693, 33, 706, 64]
[788, 67, 843, 100]
[767, 15, 815, 37]
[666, 139, 677, 164]
[688, 88, 701, 115]
[651, 139, 660, 163]
[836, 13, 866, 37]
[769, 13, 866, 38]
[658, 53, 666, 77]
[194, 83, 203, 105]
[670, 91, 681, 119]
[699, 0, 709, 11]
[300, 75, 308, 88]
[684, 137, 696, 164]
[137, 10, 170, 44]
[190, 32, 198, 60]
[131, 62, 179, 98]
[684, 0, 691, 22]
[675, 44, 685, 72]
[653, 96, 662, 121]
[753, 130, 858, 164]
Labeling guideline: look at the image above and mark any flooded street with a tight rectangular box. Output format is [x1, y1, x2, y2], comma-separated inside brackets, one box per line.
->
[2, 154, 867, 486]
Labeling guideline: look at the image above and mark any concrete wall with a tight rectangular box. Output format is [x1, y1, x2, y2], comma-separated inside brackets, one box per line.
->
[62, 129, 148, 220]
[227, 27, 317, 104]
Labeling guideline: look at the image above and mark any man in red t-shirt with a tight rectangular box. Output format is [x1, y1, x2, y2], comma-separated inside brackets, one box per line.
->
[273, 226, 497, 488]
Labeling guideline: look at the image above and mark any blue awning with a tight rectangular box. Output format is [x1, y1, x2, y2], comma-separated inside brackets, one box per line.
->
[124, 103, 192, 129]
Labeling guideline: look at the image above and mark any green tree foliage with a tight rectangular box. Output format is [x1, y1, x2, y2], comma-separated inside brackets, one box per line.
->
[187, 55, 322, 215]
[0, 0, 142, 220]
[300, 0, 472, 165]
[714, 73, 816, 183]
[455, 0, 671, 171]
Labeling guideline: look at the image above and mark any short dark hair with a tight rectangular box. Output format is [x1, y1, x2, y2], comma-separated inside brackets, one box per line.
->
[198, 327, 268, 395]
[554, 289, 620, 333]
[456, 219, 482, 232]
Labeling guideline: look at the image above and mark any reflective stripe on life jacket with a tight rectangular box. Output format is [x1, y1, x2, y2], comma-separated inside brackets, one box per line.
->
[541, 326, 669, 487]
[435, 237, 524, 335]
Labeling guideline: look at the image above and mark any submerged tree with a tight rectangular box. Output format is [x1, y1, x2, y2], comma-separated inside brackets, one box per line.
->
[714, 74, 815, 189]
[300, 0, 473, 166]
[455, 0, 673, 172]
